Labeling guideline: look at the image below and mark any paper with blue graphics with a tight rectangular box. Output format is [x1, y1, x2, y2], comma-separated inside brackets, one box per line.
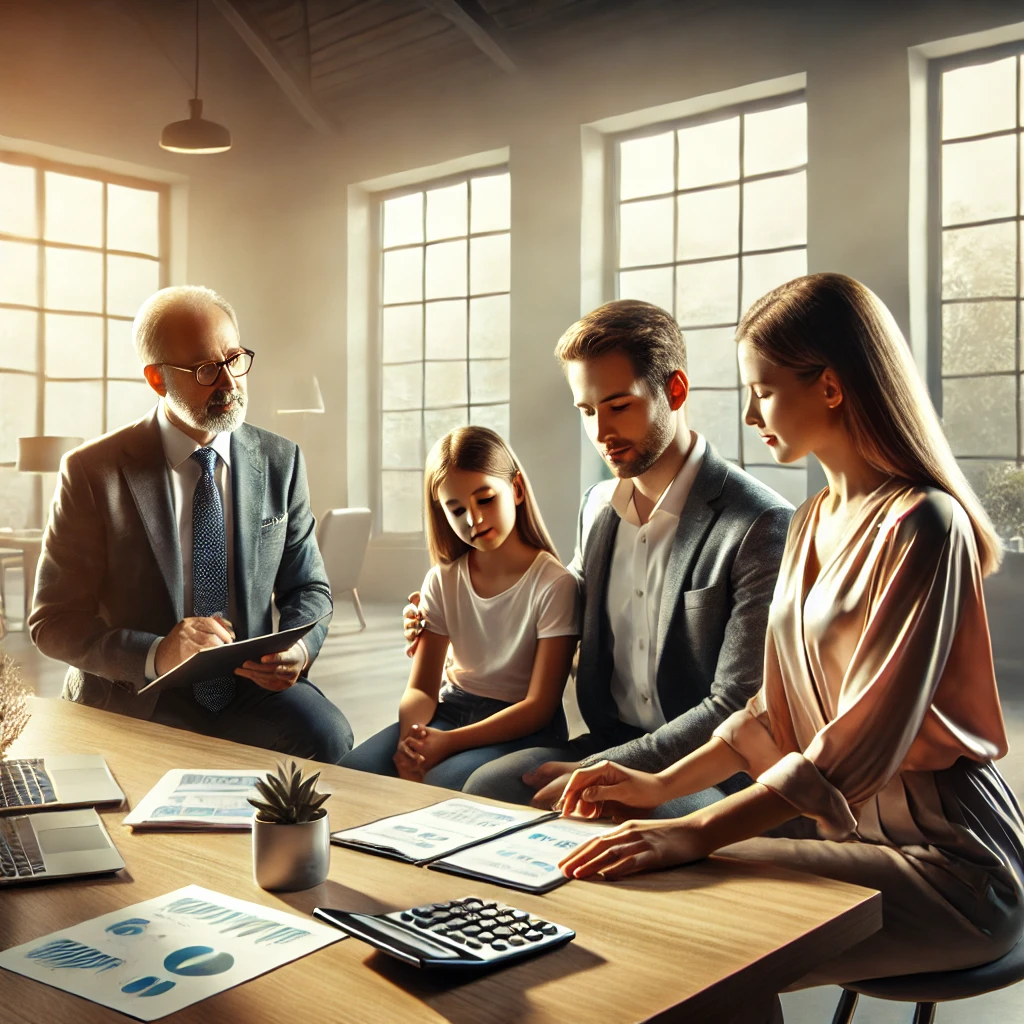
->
[0, 884, 342, 1020]
[430, 816, 618, 893]
[123, 769, 271, 831]
[331, 797, 557, 865]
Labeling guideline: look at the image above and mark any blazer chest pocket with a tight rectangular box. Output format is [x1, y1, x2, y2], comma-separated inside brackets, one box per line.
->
[260, 513, 288, 538]
[682, 582, 726, 611]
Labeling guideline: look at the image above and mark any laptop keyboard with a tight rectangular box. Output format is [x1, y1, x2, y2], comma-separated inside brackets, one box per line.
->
[0, 758, 58, 808]
[0, 815, 46, 879]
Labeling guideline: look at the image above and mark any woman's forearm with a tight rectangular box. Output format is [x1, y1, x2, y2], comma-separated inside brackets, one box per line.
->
[689, 783, 796, 856]
[655, 737, 749, 800]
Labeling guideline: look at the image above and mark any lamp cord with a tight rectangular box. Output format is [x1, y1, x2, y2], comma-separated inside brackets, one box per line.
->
[194, 0, 200, 100]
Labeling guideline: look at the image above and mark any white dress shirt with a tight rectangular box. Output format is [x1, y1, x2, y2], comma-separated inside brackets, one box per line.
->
[605, 434, 707, 731]
[144, 401, 236, 680]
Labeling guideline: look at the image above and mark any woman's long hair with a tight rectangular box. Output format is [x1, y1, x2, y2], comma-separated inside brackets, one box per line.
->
[738, 272, 1002, 576]
[424, 426, 558, 566]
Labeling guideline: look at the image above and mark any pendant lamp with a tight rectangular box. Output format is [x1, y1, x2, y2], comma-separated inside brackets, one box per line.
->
[160, 0, 231, 154]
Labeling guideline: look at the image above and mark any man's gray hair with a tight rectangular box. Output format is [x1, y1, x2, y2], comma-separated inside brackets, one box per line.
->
[132, 285, 240, 366]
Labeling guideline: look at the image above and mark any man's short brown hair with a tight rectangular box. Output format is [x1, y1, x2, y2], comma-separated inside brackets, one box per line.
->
[553, 300, 687, 395]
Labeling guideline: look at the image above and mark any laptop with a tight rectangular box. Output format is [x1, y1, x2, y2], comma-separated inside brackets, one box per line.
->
[0, 755, 124, 813]
[0, 808, 125, 885]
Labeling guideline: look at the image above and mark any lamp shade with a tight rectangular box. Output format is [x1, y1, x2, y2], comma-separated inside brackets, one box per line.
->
[160, 98, 231, 154]
[276, 375, 325, 415]
[17, 436, 83, 473]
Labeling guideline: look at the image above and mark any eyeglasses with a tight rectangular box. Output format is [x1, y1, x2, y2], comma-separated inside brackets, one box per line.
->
[162, 348, 255, 387]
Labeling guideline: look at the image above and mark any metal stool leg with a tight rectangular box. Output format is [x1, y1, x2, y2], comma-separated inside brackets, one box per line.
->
[351, 589, 366, 631]
[912, 1003, 936, 1024]
[830, 989, 859, 1024]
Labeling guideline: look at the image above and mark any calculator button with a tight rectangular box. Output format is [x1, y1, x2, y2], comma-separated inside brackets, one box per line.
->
[477, 931, 495, 943]
[447, 931, 466, 943]
[540, 924, 558, 935]
[480, 908, 499, 919]
[430, 911, 452, 922]
[446, 917, 468, 929]
[414, 919, 433, 929]
[432, 926, 451, 936]
[510, 921, 531, 934]
[412, 906, 433, 917]
[509, 936, 527, 946]
[495, 914, 515, 926]
[491, 942, 508, 951]
[525, 930, 544, 942]
[462, 912, 481, 923]
[400, 912, 414, 922]
[463, 925, 482, 936]
[465, 939, 483, 949]
[493, 927, 513, 938]
[528, 918, 543, 928]
[511, 910, 530, 920]
[463, 901, 483, 911]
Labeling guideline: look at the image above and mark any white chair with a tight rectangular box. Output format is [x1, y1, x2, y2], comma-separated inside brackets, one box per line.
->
[316, 508, 372, 632]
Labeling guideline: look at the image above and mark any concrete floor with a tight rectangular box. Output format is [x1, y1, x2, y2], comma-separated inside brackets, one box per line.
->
[3, 571, 1023, 1023]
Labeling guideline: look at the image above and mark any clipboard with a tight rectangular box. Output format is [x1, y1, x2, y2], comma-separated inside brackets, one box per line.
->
[138, 613, 331, 695]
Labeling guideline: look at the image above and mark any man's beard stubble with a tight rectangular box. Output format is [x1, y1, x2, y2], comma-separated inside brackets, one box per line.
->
[615, 399, 676, 479]
[164, 377, 247, 435]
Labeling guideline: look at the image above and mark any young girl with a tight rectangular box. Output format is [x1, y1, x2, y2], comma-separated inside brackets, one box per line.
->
[556, 274, 1024, 1000]
[340, 426, 579, 790]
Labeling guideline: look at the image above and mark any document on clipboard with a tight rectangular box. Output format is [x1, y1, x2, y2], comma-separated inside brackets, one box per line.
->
[137, 613, 330, 695]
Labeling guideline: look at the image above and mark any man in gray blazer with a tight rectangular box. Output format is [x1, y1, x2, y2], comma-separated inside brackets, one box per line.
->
[458, 300, 793, 812]
[29, 285, 353, 763]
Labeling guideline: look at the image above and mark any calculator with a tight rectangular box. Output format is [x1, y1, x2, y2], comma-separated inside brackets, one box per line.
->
[312, 895, 575, 970]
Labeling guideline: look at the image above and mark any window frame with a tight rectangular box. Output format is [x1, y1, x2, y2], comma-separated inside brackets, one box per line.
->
[928, 42, 1024, 473]
[606, 89, 808, 487]
[0, 150, 169, 520]
[372, 164, 511, 540]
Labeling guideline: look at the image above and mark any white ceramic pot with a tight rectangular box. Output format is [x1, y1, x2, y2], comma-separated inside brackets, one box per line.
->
[252, 811, 330, 891]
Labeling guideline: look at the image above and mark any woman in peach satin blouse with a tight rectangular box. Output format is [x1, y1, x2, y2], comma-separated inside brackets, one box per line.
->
[556, 273, 1024, 990]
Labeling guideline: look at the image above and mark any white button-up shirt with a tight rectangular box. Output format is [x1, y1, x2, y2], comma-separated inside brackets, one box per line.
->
[606, 434, 706, 731]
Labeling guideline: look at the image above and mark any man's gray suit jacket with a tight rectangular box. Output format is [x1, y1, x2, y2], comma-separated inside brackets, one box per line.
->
[572, 442, 793, 776]
[28, 407, 333, 720]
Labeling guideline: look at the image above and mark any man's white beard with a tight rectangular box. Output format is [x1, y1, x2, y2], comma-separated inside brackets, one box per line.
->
[164, 379, 247, 435]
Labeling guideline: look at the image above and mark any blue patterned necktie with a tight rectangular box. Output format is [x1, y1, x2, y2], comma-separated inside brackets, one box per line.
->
[190, 446, 235, 713]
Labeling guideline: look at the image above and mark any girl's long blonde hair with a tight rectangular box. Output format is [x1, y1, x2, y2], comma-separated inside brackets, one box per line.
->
[424, 426, 557, 566]
[738, 273, 1002, 576]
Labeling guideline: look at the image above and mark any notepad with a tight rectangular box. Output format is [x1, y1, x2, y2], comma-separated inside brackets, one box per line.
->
[330, 798, 558, 867]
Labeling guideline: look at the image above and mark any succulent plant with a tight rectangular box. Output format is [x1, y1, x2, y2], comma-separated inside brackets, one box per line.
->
[248, 760, 329, 825]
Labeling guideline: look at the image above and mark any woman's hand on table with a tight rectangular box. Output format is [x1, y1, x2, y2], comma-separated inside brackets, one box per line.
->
[558, 817, 710, 881]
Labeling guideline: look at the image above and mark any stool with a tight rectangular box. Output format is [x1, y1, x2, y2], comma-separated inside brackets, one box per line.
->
[831, 937, 1024, 1023]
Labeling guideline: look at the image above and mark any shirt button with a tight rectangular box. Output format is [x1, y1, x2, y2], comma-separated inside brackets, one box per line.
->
[638, 638, 645, 650]
[642, 694, 650, 703]
[640, 536, 647, 544]
[636, 589, 644, 597]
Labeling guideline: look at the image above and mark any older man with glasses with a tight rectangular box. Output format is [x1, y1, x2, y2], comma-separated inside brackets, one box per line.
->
[28, 285, 354, 762]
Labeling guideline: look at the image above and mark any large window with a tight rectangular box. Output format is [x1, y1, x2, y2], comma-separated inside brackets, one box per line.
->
[613, 94, 808, 506]
[377, 169, 511, 534]
[933, 47, 1023, 532]
[0, 152, 167, 526]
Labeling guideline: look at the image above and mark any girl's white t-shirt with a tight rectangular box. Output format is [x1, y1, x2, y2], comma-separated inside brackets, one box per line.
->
[419, 550, 580, 704]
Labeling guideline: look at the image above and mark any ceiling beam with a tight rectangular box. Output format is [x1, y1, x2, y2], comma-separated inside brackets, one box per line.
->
[423, 0, 517, 74]
[210, 0, 336, 135]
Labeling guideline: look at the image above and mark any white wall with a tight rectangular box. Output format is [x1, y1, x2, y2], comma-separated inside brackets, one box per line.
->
[289, 0, 1024, 599]
[5, 0, 1024, 602]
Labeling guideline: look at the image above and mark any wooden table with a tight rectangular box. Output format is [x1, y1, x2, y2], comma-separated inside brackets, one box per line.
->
[0, 700, 881, 1023]
[0, 528, 43, 627]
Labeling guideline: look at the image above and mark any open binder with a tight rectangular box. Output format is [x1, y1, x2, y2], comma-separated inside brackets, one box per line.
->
[331, 798, 615, 893]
